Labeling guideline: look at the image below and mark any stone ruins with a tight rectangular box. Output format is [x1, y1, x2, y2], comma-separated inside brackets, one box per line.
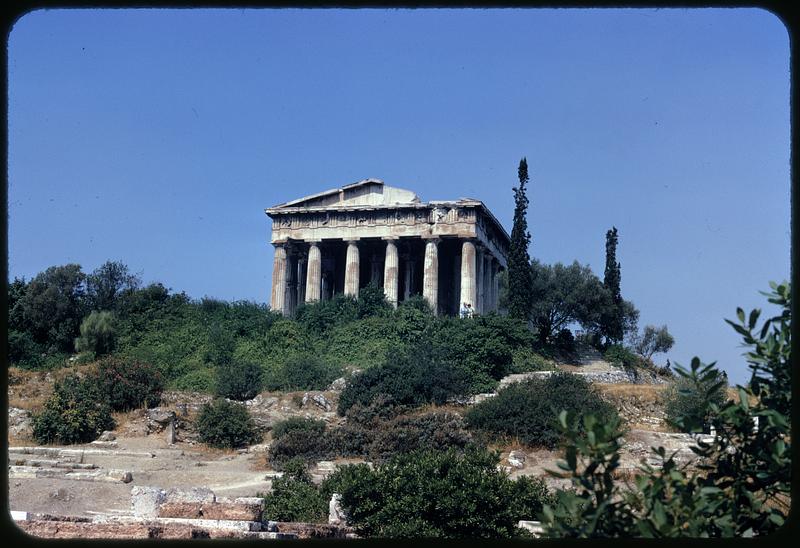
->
[266, 179, 510, 316]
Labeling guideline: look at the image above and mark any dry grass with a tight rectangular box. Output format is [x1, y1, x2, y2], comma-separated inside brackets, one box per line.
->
[596, 383, 667, 400]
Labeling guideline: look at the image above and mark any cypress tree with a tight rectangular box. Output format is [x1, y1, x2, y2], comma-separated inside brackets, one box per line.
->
[602, 226, 623, 343]
[507, 158, 533, 321]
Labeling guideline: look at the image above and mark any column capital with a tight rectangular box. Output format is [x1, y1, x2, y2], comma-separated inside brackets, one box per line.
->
[272, 240, 288, 248]
[421, 236, 441, 243]
[382, 236, 399, 241]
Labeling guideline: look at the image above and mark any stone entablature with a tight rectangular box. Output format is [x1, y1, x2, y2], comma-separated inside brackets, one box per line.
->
[265, 179, 510, 317]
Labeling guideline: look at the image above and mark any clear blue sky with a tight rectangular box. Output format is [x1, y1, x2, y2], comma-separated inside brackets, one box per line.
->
[7, 8, 790, 385]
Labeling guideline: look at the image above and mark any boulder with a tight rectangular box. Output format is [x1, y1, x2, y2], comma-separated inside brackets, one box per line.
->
[98, 431, 117, 442]
[8, 407, 33, 438]
[508, 451, 526, 469]
[131, 486, 167, 518]
[327, 377, 347, 391]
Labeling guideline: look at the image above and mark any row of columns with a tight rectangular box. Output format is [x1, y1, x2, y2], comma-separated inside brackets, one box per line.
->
[271, 238, 501, 316]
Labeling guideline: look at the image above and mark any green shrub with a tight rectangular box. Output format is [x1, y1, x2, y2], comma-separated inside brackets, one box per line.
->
[171, 368, 216, 393]
[331, 447, 553, 538]
[262, 458, 329, 522]
[554, 328, 575, 353]
[215, 361, 263, 401]
[510, 348, 553, 373]
[75, 311, 116, 357]
[356, 283, 393, 319]
[365, 412, 475, 463]
[268, 429, 333, 469]
[603, 344, 640, 369]
[324, 317, 402, 370]
[465, 373, 618, 449]
[197, 399, 260, 449]
[264, 354, 341, 392]
[96, 356, 164, 411]
[663, 370, 728, 433]
[32, 374, 115, 444]
[7, 329, 44, 367]
[294, 294, 358, 335]
[337, 343, 470, 416]
[271, 417, 326, 440]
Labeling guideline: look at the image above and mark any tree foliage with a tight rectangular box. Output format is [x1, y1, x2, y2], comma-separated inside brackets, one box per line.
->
[633, 324, 675, 360]
[542, 281, 791, 538]
[465, 372, 618, 449]
[86, 260, 140, 311]
[19, 264, 87, 352]
[507, 157, 533, 321]
[75, 310, 117, 356]
[197, 399, 260, 449]
[333, 447, 553, 538]
[601, 227, 625, 344]
[32, 374, 115, 444]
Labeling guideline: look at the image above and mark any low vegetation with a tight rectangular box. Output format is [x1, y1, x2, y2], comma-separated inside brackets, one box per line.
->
[196, 399, 261, 449]
[465, 372, 618, 448]
[32, 374, 115, 444]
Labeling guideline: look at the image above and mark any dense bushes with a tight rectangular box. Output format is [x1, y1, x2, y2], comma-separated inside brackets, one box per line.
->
[215, 361, 263, 401]
[663, 369, 728, 432]
[32, 374, 115, 444]
[197, 399, 260, 448]
[333, 447, 554, 538]
[96, 356, 164, 411]
[268, 412, 476, 468]
[338, 344, 470, 416]
[465, 373, 618, 449]
[262, 458, 330, 522]
[264, 354, 341, 392]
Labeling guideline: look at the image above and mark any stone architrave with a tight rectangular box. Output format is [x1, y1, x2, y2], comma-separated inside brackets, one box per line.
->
[305, 242, 322, 302]
[422, 238, 439, 313]
[270, 244, 288, 314]
[460, 240, 477, 310]
[344, 241, 360, 296]
[383, 238, 399, 307]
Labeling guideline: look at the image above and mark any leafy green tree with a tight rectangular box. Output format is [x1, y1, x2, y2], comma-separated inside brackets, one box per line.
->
[32, 374, 115, 444]
[542, 281, 791, 538]
[507, 157, 534, 321]
[332, 447, 553, 538]
[75, 310, 117, 356]
[7, 276, 29, 332]
[529, 260, 608, 344]
[86, 260, 140, 311]
[19, 264, 87, 352]
[633, 325, 675, 360]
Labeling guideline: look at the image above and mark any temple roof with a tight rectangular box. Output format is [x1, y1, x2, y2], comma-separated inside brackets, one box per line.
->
[269, 179, 421, 210]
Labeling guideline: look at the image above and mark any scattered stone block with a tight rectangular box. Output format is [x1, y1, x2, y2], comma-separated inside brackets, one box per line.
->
[327, 377, 347, 391]
[131, 486, 167, 518]
[98, 431, 117, 442]
[165, 418, 176, 445]
[518, 520, 545, 537]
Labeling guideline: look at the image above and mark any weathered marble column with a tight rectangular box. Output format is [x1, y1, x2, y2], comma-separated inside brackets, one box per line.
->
[383, 238, 399, 307]
[482, 255, 491, 314]
[493, 265, 501, 312]
[271, 243, 288, 314]
[403, 254, 414, 300]
[422, 238, 439, 313]
[475, 247, 485, 315]
[459, 240, 477, 311]
[344, 240, 360, 296]
[305, 242, 322, 302]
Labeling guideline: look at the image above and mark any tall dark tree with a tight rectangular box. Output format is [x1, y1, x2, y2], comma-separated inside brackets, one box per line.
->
[86, 260, 141, 311]
[507, 158, 533, 321]
[602, 227, 624, 343]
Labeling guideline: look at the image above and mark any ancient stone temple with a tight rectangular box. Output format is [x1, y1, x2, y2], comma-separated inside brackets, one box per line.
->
[265, 179, 509, 316]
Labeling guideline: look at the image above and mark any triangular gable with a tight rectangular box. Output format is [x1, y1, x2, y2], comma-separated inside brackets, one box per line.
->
[271, 179, 420, 209]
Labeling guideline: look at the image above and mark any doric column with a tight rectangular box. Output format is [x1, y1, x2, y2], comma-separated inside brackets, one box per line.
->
[422, 238, 439, 313]
[459, 240, 477, 311]
[271, 243, 288, 314]
[475, 246, 485, 315]
[383, 238, 399, 307]
[493, 265, 501, 312]
[344, 240, 360, 296]
[403, 253, 414, 300]
[286, 252, 298, 315]
[297, 253, 307, 305]
[305, 242, 322, 302]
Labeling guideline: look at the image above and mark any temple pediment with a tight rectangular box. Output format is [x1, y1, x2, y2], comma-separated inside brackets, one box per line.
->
[271, 179, 420, 210]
